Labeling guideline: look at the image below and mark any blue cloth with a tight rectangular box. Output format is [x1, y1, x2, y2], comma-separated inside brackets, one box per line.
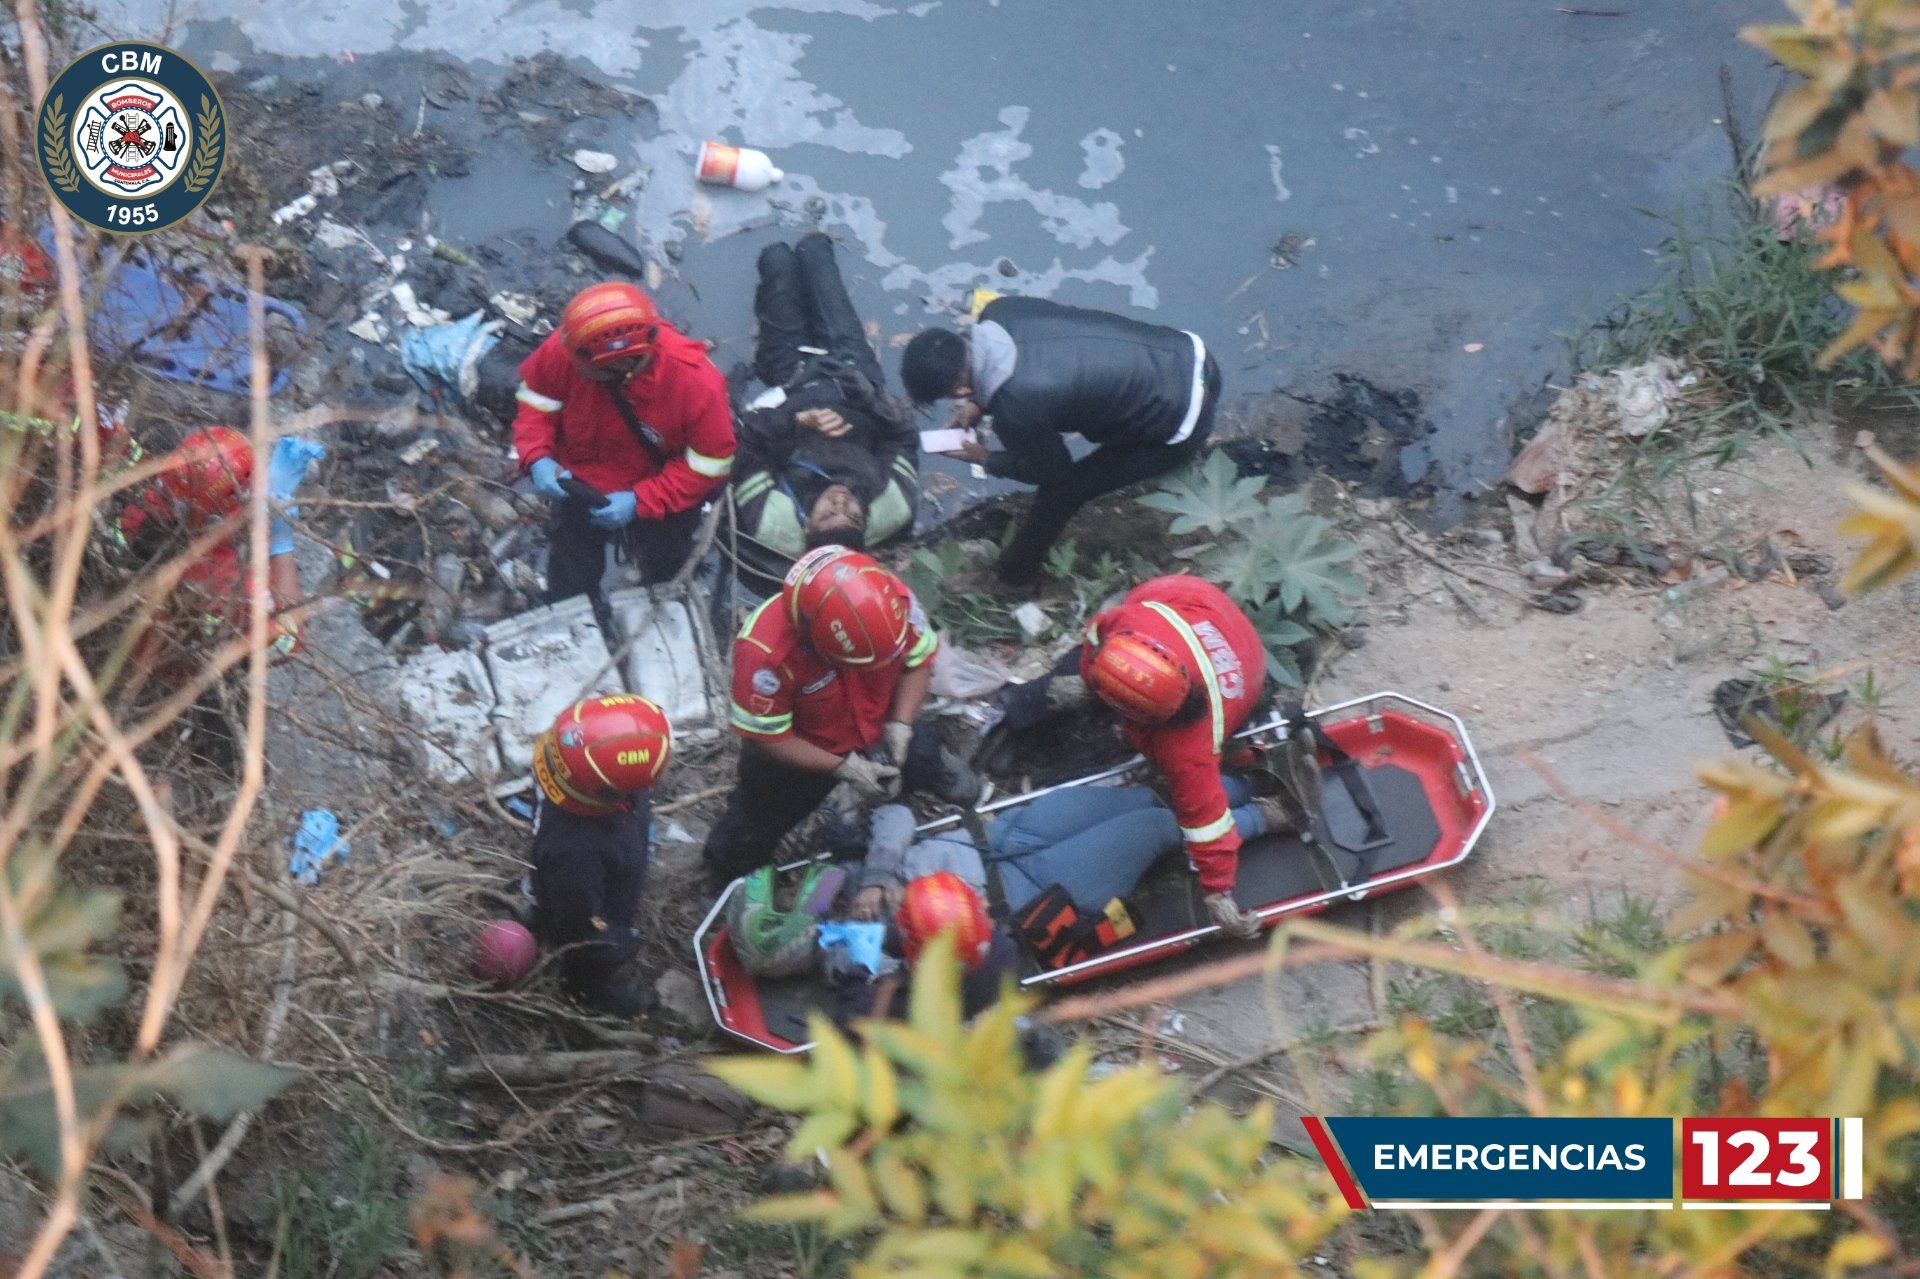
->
[530, 457, 571, 500]
[985, 777, 1263, 914]
[289, 810, 350, 886]
[400, 311, 499, 399]
[818, 920, 895, 977]
[588, 488, 637, 530]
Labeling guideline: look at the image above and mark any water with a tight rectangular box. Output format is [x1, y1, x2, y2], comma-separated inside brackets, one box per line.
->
[94, 0, 1778, 499]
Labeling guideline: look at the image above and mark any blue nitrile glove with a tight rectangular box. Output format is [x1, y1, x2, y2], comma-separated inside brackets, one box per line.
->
[266, 437, 326, 504]
[268, 512, 295, 556]
[588, 488, 638, 530]
[817, 920, 894, 978]
[289, 809, 351, 886]
[530, 457, 571, 500]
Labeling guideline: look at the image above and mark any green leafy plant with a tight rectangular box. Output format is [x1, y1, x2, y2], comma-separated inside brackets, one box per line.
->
[270, 1124, 410, 1279]
[900, 542, 1019, 647]
[708, 936, 1349, 1279]
[1141, 455, 1362, 685]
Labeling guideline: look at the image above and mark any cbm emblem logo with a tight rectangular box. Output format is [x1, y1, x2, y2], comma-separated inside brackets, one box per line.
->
[38, 42, 225, 234]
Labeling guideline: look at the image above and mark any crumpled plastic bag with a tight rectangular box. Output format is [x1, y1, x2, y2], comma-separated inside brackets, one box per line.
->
[401, 310, 503, 402]
[818, 920, 897, 978]
[1611, 357, 1690, 439]
[289, 809, 351, 886]
[929, 642, 1013, 700]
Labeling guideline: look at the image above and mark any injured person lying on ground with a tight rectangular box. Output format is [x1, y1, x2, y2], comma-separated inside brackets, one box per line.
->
[729, 232, 919, 595]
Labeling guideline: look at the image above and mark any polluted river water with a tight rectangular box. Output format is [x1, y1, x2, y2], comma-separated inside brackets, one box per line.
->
[94, 0, 1778, 505]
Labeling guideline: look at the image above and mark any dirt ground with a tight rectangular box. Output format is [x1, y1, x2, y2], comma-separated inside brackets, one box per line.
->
[1166, 427, 1920, 1073]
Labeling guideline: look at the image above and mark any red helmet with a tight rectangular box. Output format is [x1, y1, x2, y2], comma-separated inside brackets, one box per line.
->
[559, 282, 661, 370]
[1086, 629, 1192, 724]
[896, 871, 993, 971]
[157, 427, 252, 525]
[533, 695, 674, 816]
[784, 546, 913, 667]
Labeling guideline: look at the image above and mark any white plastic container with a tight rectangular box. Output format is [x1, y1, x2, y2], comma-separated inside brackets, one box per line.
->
[696, 140, 784, 192]
[396, 647, 504, 786]
[607, 588, 718, 738]
[481, 597, 626, 774]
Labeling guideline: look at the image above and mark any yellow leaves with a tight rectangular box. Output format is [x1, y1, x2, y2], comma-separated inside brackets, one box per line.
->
[1840, 446, 1920, 595]
[703, 1052, 814, 1110]
[1029, 1044, 1091, 1144]
[809, 1013, 863, 1111]
[861, 1041, 899, 1131]
[870, 1149, 927, 1224]
[1759, 909, 1817, 968]
[1825, 1231, 1889, 1276]
[908, 932, 963, 1049]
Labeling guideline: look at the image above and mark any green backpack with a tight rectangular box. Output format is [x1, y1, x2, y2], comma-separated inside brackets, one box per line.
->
[725, 863, 848, 978]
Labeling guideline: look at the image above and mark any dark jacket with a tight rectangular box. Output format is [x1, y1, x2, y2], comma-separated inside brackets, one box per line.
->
[977, 296, 1205, 484]
[733, 359, 918, 564]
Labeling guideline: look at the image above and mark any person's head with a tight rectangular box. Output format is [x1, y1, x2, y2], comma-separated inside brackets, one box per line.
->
[157, 426, 252, 526]
[900, 327, 969, 404]
[532, 694, 674, 816]
[783, 546, 913, 668]
[896, 871, 993, 970]
[1085, 629, 1204, 726]
[802, 483, 868, 550]
[559, 282, 661, 382]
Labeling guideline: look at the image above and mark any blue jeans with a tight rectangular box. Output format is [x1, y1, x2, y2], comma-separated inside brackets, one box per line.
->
[986, 778, 1260, 914]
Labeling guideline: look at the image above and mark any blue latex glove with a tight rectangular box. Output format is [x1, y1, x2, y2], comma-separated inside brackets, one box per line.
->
[588, 488, 638, 530]
[266, 437, 325, 504]
[530, 457, 571, 501]
[289, 809, 351, 887]
[268, 512, 295, 557]
[818, 920, 896, 978]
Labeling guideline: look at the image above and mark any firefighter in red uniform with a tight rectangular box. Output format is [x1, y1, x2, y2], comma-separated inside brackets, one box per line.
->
[116, 426, 312, 667]
[524, 695, 673, 1017]
[512, 281, 735, 606]
[703, 546, 972, 891]
[1076, 574, 1271, 939]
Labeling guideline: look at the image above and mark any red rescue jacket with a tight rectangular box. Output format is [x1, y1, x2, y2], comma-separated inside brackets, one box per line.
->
[511, 325, 735, 519]
[1082, 575, 1265, 894]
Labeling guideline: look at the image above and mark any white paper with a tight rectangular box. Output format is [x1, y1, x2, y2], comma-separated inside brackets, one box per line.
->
[919, 427, 977, 453]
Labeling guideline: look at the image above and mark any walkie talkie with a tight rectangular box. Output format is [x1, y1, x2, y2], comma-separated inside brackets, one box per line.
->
[558, 477, 608, 508]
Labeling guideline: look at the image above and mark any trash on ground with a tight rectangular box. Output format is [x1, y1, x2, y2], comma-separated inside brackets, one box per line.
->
[1012, 601, 1051, 639]
[565, 219, 648, 277]
[1771, 185, 1843, 243]
[929, 642, 1013, 700]
[1503, 416, 1571, 495]
[271, 193, 319, 225]
[1711, 677, 1846, 750]
[347, 312, 388, 344]
[489, 291, 539, 327]
[1611, 356, 1687, 438]
[290, 809, 351, 885]
[695, 140, 784, 191]
[1660, 563, 1729, 603]
[391, 280, 453, 328]
[401, 310, 503, 400]
[571, 149, 618, 174]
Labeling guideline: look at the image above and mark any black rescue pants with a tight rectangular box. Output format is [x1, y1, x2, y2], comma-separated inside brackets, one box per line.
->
[544, 500, 704, 608]
[996, 356, 1221, 585]
[528, 794, 652, 999]
[700, 723, 951, 890]
[752, 232, 884, 390]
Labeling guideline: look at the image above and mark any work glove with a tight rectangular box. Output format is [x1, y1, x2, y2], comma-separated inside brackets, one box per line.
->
[588, 488, 638, 530]
[268, 512, 296, 557]
[1045, 674, 1090, 713]
[833, 752, 901, 801]
[529, 457, 572, 501]
[266, 436, 326, 502]
[1203, 892, 1261, 941]
[882, 720, 915, 767]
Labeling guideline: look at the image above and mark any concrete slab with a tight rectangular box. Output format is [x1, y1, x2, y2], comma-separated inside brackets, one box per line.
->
[482, 597, 625, 773]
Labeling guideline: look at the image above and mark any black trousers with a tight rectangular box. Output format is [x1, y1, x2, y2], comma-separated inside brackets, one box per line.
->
[701, 723, 950, 889]
[752, 232, 883, 390]
[528, 794, 651, 997]
[545, 499, 704, 608]
[997, 357, 1222, 585]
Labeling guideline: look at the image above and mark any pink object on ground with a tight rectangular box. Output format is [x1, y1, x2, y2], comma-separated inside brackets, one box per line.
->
[471, 919, 538, 986]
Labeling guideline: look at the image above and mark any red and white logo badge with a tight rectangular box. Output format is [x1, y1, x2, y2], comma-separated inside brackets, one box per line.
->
[74, 79, 189, 196]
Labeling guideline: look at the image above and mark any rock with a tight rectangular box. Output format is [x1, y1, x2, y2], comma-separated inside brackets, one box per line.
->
[653, 969, 708, 1031]
[1504, 416, 1571, 495]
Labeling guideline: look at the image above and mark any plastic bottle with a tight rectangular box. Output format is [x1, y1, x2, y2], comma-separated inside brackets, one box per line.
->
[696, 140, 784, 192]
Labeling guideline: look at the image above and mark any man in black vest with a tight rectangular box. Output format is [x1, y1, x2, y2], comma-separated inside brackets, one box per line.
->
[900, 294, 1221, 587]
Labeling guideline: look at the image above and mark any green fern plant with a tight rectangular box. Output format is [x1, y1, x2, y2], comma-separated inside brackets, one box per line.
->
[707, 936, 1350, 1279]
